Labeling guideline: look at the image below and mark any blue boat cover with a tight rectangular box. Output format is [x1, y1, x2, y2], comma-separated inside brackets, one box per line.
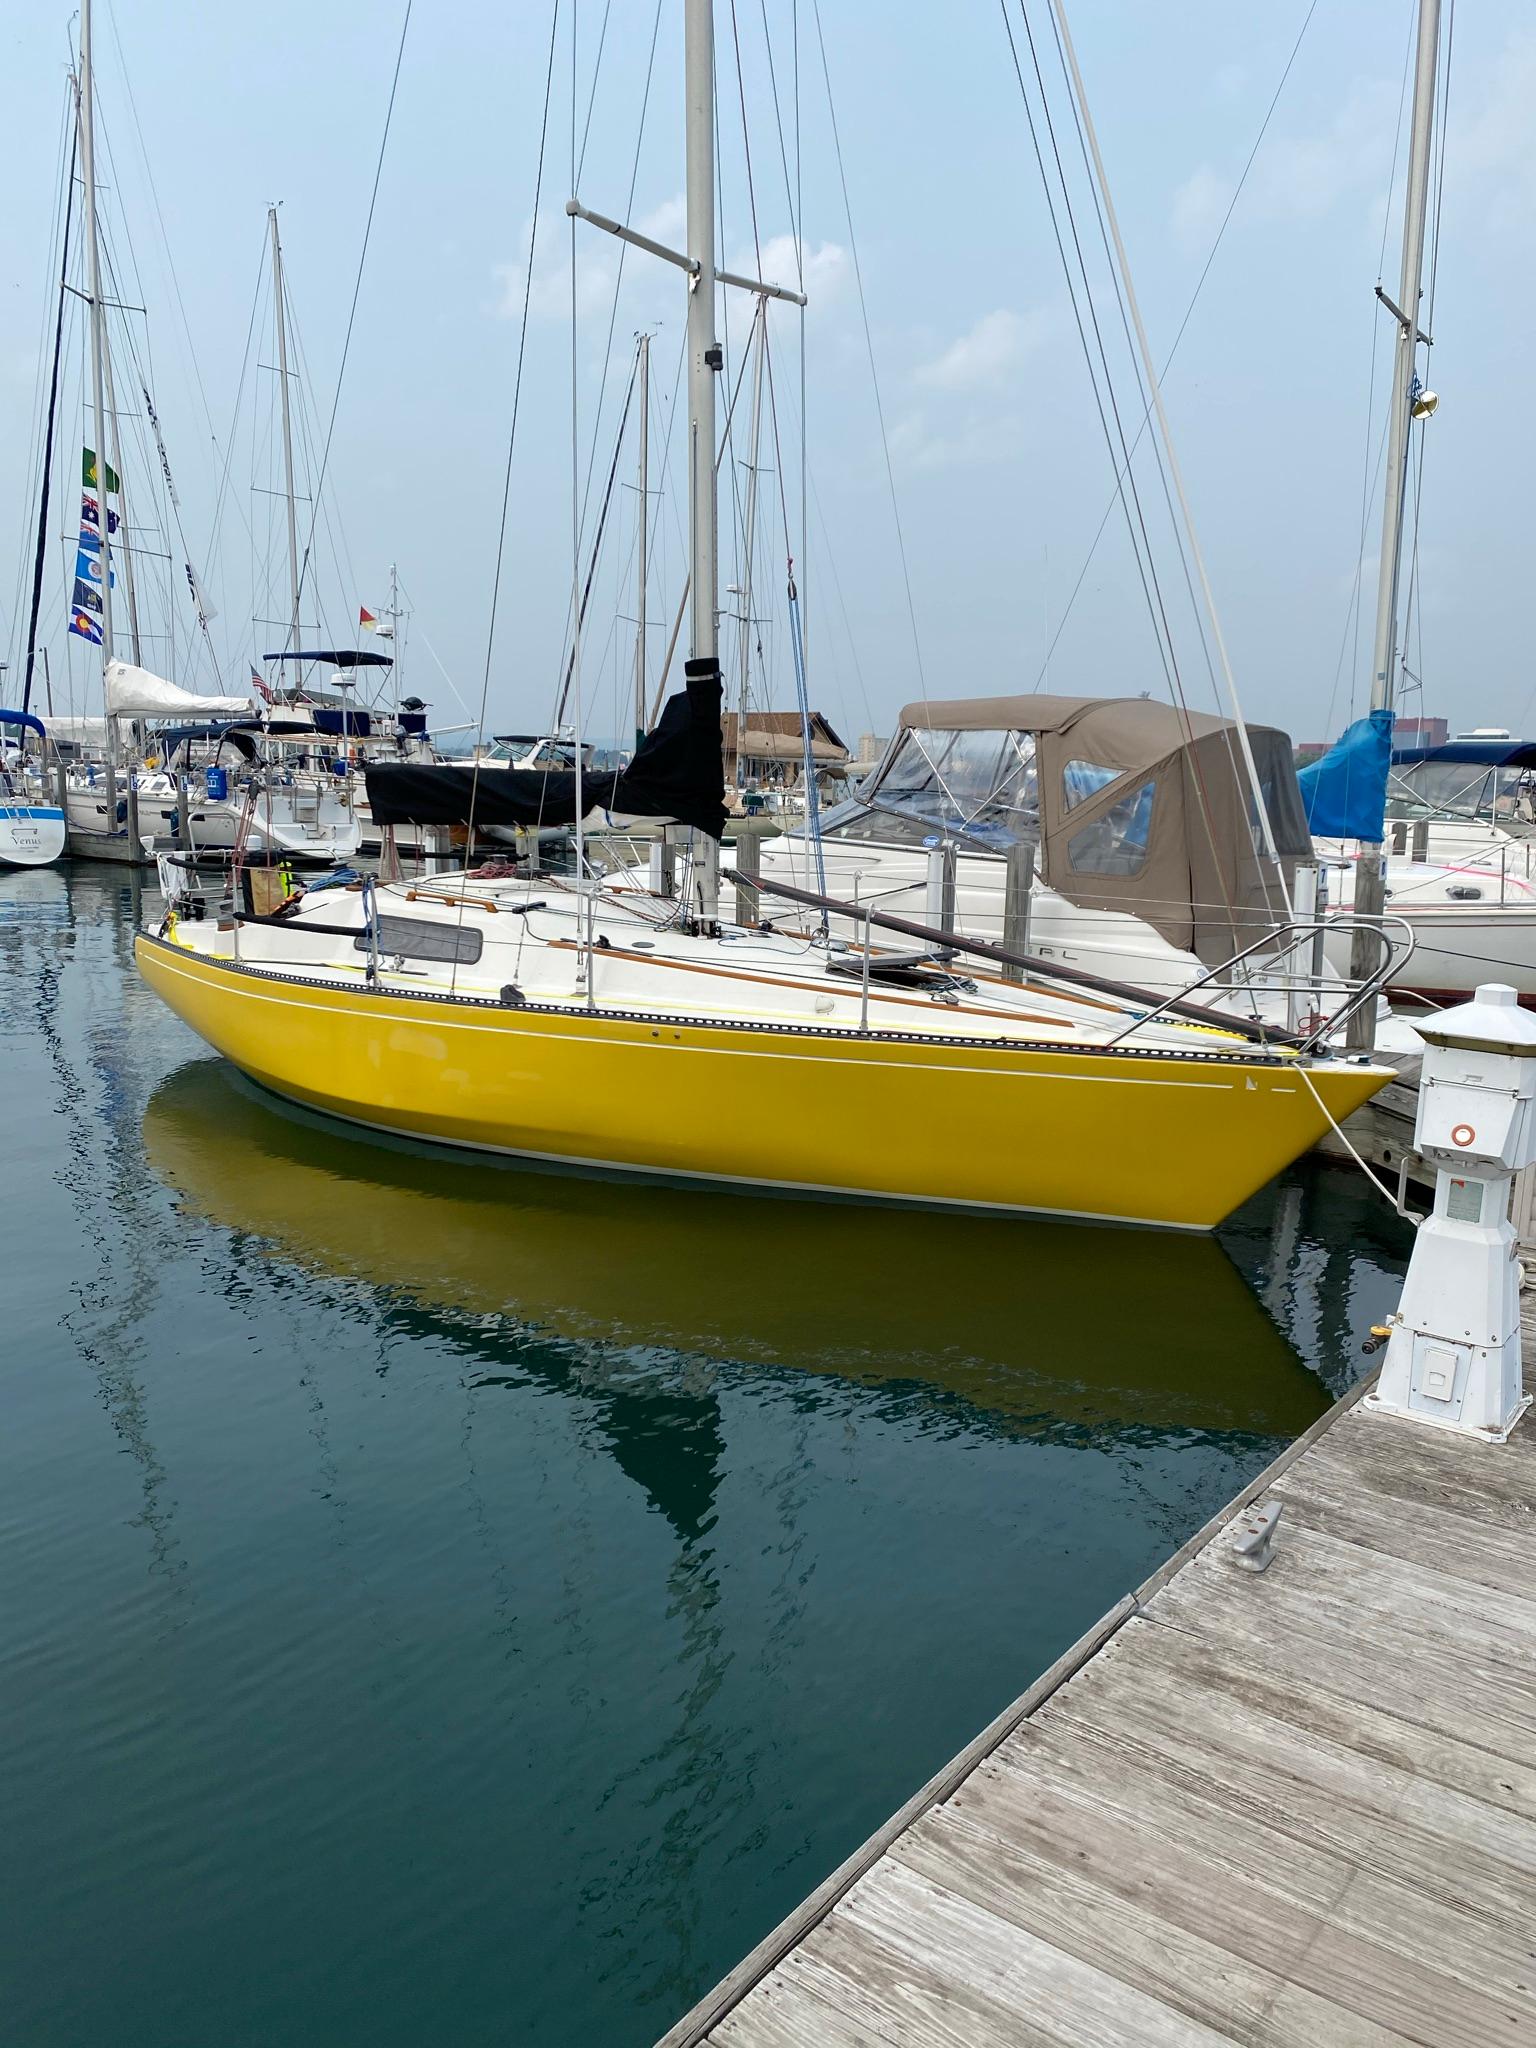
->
[1298, 708, 1393, 840]
[0, 708, 47, 740]
[1393, 738, 1536, 769]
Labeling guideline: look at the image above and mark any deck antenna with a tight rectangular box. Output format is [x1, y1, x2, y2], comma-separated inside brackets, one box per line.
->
[1347, 0, 1441, 1049]
[268, 204, 303, 697]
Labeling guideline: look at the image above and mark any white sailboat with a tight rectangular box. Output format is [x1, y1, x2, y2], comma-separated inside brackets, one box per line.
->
[0, 712, 66, 869]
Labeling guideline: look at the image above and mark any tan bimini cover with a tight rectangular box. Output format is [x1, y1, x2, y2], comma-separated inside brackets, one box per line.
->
[894, 694, 1312, 965]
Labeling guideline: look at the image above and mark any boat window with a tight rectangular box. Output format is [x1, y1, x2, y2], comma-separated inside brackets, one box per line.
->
[858, 726, 1038, 847]
[353, 915, 484, 965]
[1388, 760, 1535, 824]
[1062, 760, 1121, 811]
[1067, 778, 1155, 875]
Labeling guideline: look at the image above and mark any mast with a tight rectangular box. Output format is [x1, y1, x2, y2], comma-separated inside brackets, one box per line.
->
[685, 0, 719, 668]
[1349, 0, 1440, 1045]
[1368, 0, 1440, 723]
[100, 332, 142, 666]
[78, 0, 117, 783]
[736, 297, 767, 784]
[634, 332, 649, 750]
[22, 95, 77, 720]
[388, 560, 401, 716]
[269, 205, 302, 694]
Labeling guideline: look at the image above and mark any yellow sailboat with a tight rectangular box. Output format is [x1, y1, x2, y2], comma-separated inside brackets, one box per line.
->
[135, 0, 1391, 1230]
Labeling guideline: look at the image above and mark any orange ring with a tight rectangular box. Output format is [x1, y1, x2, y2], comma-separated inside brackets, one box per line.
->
[1451, 1123, 1476, 1147]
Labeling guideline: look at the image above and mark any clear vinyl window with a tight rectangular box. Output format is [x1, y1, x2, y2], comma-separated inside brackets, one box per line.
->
[1061, 760, 1122, 811]
[1067, 778, 1156, 875]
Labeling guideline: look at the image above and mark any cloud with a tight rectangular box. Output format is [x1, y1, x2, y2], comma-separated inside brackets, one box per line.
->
[1447, 29, 1536, 228]
[1171, 166, 1233, 254]
[888, 405, 1027, 474]
[913, 309, 1043, 393]
[1170, 77, 1401, 250]
[742, 234, 848, 304]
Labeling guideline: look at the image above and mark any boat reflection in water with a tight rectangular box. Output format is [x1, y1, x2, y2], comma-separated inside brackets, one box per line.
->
[143, 1058, 1328, 1444]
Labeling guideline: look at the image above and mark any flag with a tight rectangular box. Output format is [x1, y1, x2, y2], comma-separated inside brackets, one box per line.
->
[75, 544, 111, 588]
[72, 577, 102, 616]
[82, 447, 121, 493]
[359, 606, 378, 632]
[80, 492, 119, 537]
[69, 607, 103, 646]
[185, 561, 218, 627]
[250, 666, 274, 706]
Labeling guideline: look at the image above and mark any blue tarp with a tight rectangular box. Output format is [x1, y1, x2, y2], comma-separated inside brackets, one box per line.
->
[1298, 708, 1394, 840]
[0, 708, 47, 740]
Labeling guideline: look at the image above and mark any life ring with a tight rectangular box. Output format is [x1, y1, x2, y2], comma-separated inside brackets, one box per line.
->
[1451, 1123, 1476, 1148]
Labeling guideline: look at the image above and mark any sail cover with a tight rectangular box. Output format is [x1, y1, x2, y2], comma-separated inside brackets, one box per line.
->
[104, 660, 251, 720]
[1297, 709, 1393, 841]
[365, 661, 728, 838]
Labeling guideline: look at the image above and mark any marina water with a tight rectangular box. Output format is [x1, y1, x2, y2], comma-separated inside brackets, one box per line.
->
[2, 867, 1412, 2047]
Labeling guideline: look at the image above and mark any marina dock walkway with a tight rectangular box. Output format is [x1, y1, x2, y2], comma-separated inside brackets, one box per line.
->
[661, 1322, 1536, 2045]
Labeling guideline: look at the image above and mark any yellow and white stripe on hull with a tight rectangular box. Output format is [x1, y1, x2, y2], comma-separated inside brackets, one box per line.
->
[136, 933, 1388, 1231]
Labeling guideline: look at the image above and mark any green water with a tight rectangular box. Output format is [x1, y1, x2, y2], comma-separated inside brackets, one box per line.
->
[0, 867, 1412, 2047]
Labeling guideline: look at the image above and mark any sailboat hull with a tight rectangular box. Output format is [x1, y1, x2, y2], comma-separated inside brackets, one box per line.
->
[0, 805, 66, 868]
[135, 932, 1387, 1230]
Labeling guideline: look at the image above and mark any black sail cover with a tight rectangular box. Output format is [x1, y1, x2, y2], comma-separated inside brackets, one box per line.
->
[364, 660, 727, 839]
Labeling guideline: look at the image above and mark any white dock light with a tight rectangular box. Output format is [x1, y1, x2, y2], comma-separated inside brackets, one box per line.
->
[1368, 983, 1536, 1441]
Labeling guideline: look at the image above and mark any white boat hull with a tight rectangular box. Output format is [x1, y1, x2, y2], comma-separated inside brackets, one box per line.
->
[0, 803, 66, 868]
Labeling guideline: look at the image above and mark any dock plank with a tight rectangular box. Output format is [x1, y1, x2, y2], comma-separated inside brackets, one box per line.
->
[1104, 1620, 1536, 1823]
[1043, 1642, 1536, 1884]
[980, 1721, 1536, 2010]
[891, 1804, 1417, 2048]
[666, 1359, 1536, 2048]
[1271, 1461, 1536, 1597]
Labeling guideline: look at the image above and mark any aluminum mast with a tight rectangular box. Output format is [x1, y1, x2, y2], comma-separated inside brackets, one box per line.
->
[269, 205, 303, 695]
[1349, 0, 1441, 1046]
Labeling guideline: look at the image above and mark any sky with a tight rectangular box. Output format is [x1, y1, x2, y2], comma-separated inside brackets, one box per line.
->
[2, 0, 1533, 752]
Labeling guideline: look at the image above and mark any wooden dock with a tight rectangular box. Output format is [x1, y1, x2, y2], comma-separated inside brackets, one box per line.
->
[661, 1321, 1536, 2045]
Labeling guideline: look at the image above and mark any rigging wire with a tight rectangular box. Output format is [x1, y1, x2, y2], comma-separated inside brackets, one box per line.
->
[1033, 0, 1319, 696]
[19, 89, 77, 715]
[1325, 4, 1420, 739]
[451, 0, 562, 993]
[294, 0, 412, 620]
[998, 4, 1181, 708]
[1399, 0, 1455, 732]
[1044, 1, 1289, 928]
[811, 0, 928, 698]
[553, 0, 666, 719]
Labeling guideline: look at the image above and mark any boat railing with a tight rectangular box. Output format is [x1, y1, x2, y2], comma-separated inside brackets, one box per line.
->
[1100, 913, 1417, 1054]
[718, 861, 1414, 1055]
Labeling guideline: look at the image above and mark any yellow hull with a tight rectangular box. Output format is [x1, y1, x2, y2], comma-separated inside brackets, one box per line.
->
[135, 933, 1389, 1230]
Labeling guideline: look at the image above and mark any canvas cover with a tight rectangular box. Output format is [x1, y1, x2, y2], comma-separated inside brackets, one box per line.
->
[104, 660, 251, 721]
[892, 694, 1310, 964]
[1298, 708, 1393, 840]
[366, 663, 728, 840]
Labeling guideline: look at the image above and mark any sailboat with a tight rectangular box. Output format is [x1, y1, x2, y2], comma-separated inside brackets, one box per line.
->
[1297, 0, 1536, 1009]
[134, 0, 1391, 1232]
[0, 712, 67, 868]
